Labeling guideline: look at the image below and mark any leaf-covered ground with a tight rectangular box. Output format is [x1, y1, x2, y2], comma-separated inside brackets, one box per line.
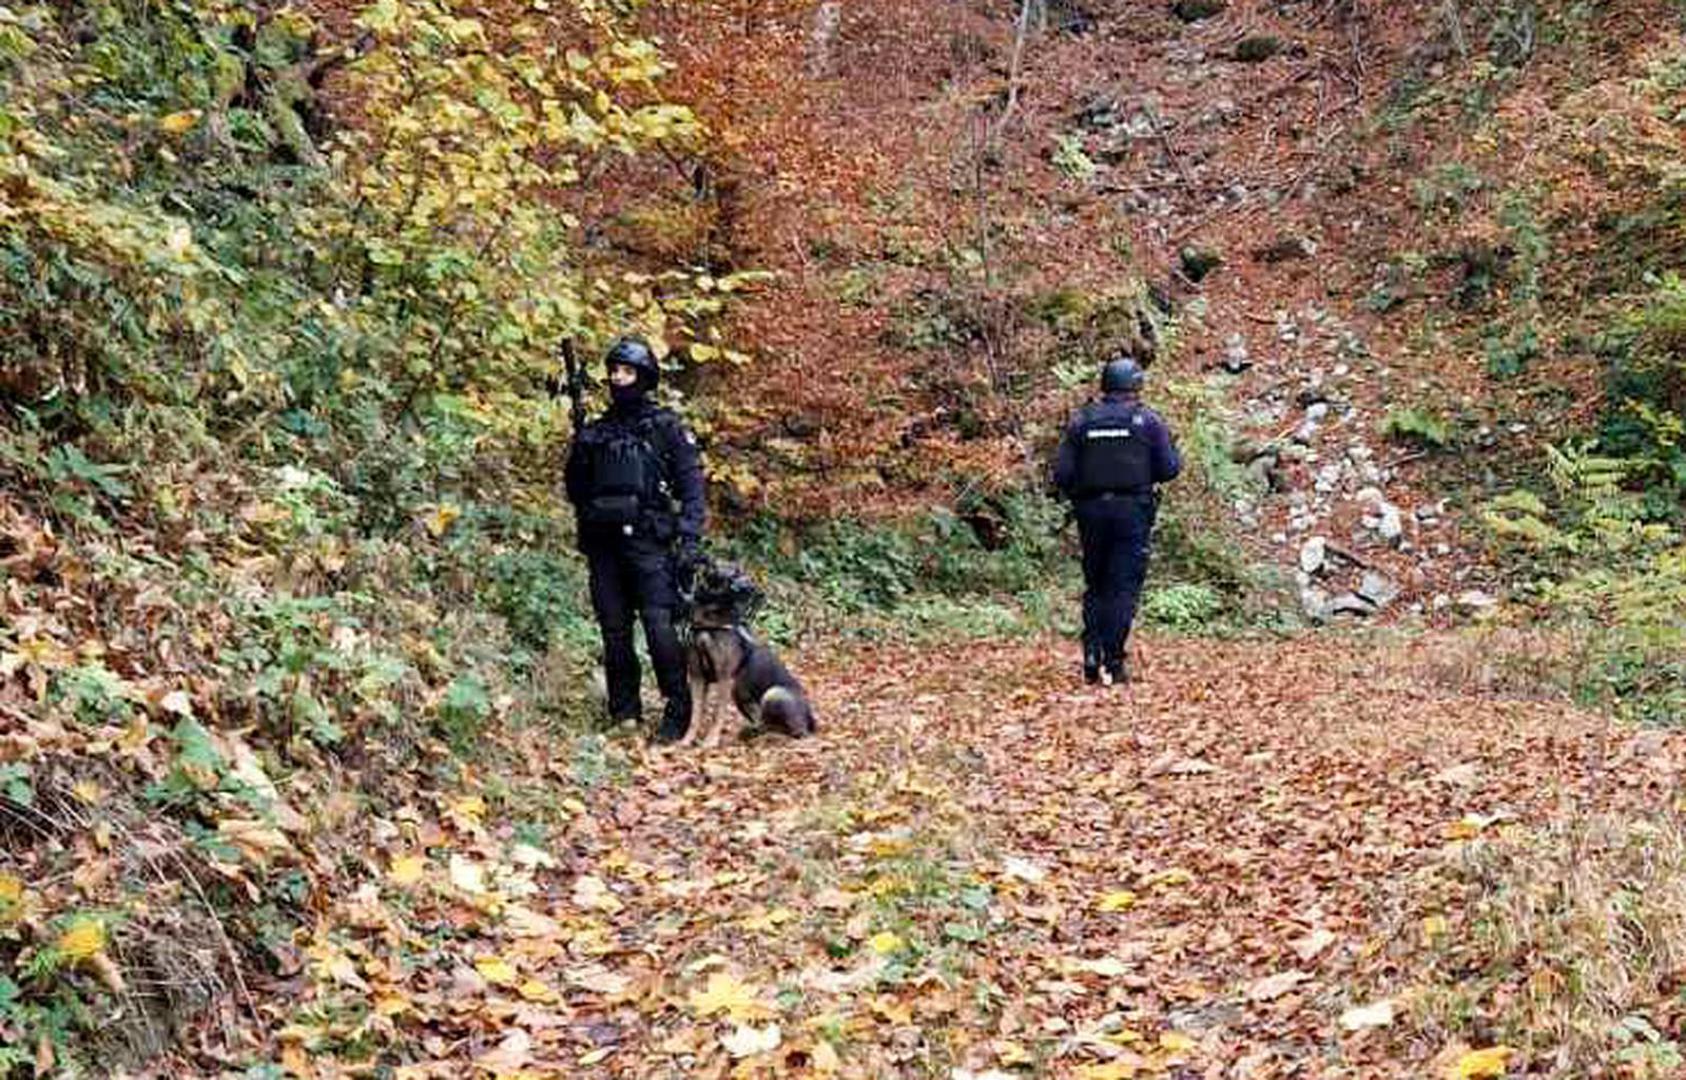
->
[271, 633, 1684, 1079]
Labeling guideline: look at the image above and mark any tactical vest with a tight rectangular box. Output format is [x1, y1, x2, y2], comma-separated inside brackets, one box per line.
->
[579, 417, 669, 528]
[1074, 410, 1153, 496]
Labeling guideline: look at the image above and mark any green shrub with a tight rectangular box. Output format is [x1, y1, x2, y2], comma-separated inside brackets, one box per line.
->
[1381, 407, 1453, 448]
[1141, 583, 1223, 631]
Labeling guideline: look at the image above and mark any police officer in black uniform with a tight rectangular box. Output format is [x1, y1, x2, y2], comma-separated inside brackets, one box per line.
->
[564, 337, 705, 742]
[1052, 354, 1182, 686]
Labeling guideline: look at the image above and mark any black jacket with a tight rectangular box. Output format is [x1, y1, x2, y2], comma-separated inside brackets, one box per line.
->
[564, 399, 705, 547]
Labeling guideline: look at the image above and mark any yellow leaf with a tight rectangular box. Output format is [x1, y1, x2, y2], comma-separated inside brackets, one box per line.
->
[1141, 867, 1194, 890]
[1076, 1063, 1139, 1080]
[741, 906, 797, 932]
[388, 855, 427, 886]
[1423, 914, 1450, 941]
[517, 979, 557, 1003]
[374, 992, 410, 1017]
[58, 917, 106, 960]
[0, 874, 22, 909]
[280, 1042, 312, 1078]
[868, 930, 904, 955]
[1450, 1046, 1514, 1079]
[423, 503, 462, 538]
[995, 1039, 1031, 1066]
[475, 956, 520, 986]
[688, 971, 772, 1021]
[1097, 889, 1138, 912]
[1159, 1031, 1196, 1053]
[158, 110, 201, 135]
[578, 1047, 613, 1066]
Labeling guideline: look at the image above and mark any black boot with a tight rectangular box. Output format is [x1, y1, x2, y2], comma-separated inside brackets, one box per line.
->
[1083, 646, 1102, 686]
[652, 696, 690, 744]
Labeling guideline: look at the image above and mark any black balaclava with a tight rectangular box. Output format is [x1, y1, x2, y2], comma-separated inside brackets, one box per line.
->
[609, 381, 645, 409]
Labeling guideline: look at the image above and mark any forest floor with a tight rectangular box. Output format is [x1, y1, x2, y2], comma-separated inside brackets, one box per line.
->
[249, 632, 1684, 1080]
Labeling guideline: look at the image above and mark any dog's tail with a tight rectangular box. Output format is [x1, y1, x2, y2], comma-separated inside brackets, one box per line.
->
[760, 686, 815, 738]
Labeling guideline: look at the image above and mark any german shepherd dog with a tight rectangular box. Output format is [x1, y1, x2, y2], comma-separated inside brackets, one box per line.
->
[678, 561, 816, 747]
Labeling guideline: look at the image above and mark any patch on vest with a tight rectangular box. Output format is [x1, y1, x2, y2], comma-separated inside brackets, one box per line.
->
[1086, 429, 1133, 439]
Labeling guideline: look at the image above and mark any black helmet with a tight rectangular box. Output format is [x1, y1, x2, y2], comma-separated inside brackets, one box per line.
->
[604, 336, 659, 387]
[1101, 355, 1145, 393]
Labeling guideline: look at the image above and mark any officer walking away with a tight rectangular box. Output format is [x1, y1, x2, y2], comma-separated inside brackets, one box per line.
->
[564, 337, 705, 742]
[1052, 353, 1181, 686]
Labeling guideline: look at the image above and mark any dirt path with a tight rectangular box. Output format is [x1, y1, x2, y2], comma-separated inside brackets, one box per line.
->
[284, 634, 1682, 1080]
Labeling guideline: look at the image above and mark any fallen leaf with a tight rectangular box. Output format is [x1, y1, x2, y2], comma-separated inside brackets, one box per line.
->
[504, 904, 562, 938]
[423, 503, 462, 538]
[1065, 956, 1130, 978]
[741, 906, 797, 932]
[475, 1028, 531, 1073]
[1449, 1046, 1514, 1078]
[868, 930, 904, 954]
[1159, 1031, 1196, 1053]
[1075, 1063, 1139, 1080]
[475, 955, 520, 986]
[158, 110, 201, 135]
[57, 917, 107, 960]
[814, 887, 855, 910]
[984, 1037, 1025, 1064]
[1141, 867, 1194, 890]
[1291, 927, 1336, 962]
[1097, 889, 1138, 912]
[374, 992, 410, 1017]
[1246, 970, 1311, 1002]
[572, 874, 623, 913]
[1340, 1000, 1396, 1031]
[567, 964, 631, 996]
[388, 855, 427, 887]
[517, 979, 558, 1003]
[448, 854, 487, 895]
[689, 971, 773, 1021]
[217, 817, 295, 866]
[721, 1022, 781, 1058]
[1002, 856, 1047, 883]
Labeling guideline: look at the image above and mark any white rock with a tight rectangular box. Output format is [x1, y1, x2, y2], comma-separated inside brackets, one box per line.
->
[1299, 536, 1328, 574]
[1377, 504, 1405, 544]
[1456, 589, 1498, 612]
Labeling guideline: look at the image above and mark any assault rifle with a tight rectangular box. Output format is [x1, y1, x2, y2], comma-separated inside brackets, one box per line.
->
[556, 338, 587, 433]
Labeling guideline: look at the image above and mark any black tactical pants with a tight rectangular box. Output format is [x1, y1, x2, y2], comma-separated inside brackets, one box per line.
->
[1075, 492, 1158, 668]
[585, 536, 690, 728]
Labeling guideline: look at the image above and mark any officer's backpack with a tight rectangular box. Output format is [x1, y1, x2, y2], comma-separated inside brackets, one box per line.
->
[581, 419, 666, 527]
